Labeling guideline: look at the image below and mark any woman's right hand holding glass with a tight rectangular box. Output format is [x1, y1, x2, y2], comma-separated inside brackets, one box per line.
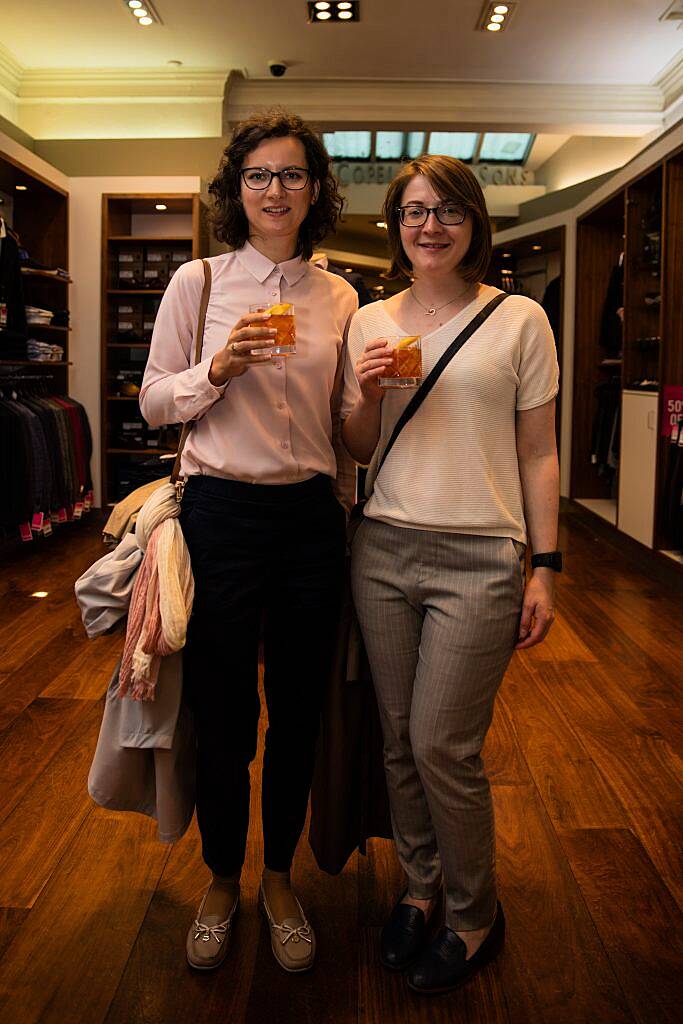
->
[208, 312, 277, 386]
[355, 338, 394, 405]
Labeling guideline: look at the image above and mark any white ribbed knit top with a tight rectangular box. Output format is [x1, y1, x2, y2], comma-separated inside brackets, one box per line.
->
[341, 285, 559, 544]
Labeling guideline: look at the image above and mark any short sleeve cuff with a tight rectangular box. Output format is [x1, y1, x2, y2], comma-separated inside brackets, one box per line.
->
[516, 383, 559, 412]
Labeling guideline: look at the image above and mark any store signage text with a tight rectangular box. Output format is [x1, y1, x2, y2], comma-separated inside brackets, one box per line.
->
[333, 162, 535, 187]
[661, 385, 683, 438]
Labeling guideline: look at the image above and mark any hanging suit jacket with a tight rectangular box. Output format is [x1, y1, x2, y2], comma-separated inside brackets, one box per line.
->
[0, 229, 28, 335]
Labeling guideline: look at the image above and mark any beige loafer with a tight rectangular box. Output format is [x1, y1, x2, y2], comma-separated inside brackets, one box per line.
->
[258, 883, 316, 972]
[186, 888, 239, 970]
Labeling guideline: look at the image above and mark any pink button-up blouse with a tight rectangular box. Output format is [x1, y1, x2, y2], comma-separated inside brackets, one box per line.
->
[140, 242, 358, 503]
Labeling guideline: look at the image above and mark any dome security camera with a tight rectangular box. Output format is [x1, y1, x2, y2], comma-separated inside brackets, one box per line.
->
[268, 60, 288, 77]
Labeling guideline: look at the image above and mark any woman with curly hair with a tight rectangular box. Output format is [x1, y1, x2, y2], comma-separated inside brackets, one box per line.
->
[140, 109, 357, 974]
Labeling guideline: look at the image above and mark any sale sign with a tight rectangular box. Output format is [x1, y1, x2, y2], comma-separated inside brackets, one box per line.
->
[661, 385, 683, 438]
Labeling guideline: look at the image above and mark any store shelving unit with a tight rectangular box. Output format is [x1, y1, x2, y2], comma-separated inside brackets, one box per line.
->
[571, 148, 683, 569]
[100, 193, 207, 506]
[0, 151, 70, 384]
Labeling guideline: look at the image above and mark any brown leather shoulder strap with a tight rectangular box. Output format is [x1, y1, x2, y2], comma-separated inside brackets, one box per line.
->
[170, 258, 212, 484]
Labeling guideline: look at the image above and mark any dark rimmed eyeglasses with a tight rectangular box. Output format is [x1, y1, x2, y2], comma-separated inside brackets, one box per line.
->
[241, 166, 311, 191]
[397, 203, 467, 227]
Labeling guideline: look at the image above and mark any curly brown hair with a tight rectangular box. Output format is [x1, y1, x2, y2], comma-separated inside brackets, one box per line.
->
[208, 108, 344, 260]
[382, 155, 492, 284]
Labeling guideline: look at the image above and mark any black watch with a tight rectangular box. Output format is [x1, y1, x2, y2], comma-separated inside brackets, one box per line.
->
[530, 551, 563, 573]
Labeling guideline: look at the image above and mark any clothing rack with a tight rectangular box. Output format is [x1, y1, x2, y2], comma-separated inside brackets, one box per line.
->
[0, 379, 94, 543]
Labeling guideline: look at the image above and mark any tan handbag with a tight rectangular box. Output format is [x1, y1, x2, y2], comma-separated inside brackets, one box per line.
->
[102, 258, 213, 543]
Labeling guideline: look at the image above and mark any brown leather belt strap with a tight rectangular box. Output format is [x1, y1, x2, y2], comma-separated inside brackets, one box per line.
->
[170, 258, 212, 485]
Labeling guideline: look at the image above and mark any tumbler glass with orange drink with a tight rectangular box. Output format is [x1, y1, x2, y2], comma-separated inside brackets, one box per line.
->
[377, 335, 422, 388]
[249, 302, 296, 356]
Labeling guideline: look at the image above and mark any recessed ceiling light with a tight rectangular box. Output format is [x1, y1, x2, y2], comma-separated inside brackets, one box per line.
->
[375, 220, 387, 229]
[532, 244, 542, 251]
[503, 252, 512, 257]
[345, 267, 353, 272]
[309, 0, 359, 21]
[133, 7, 148, 15]
[138, 16, 153, 24]
[15, 184, 27, 191]
[31, 591, 48, 598]
[128, 0, 142, 6]
[156, 203, 167, 210]
[478, 1, 516, 30]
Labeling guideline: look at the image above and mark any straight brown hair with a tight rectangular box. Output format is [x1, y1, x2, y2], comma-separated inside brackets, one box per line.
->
[382, 155, 492, 283]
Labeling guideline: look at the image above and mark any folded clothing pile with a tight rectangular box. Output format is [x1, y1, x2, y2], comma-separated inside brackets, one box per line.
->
[18, 248, 70, 280]
[25, 305, 53, 325]
[27, 338, 64, 362]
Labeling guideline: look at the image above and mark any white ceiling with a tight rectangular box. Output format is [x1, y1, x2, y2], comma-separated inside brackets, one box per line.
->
[4, 0, 681, 84]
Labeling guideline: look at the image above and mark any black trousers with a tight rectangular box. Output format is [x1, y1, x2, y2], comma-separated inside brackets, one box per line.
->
[180, 473, 347, 875]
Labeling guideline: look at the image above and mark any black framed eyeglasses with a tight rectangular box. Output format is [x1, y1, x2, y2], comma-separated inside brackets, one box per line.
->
[397, 203, 467, 227]
[241, 166, 311, 191]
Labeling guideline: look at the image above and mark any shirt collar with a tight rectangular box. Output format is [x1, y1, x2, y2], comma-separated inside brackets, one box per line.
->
[237, 240, 309, 287]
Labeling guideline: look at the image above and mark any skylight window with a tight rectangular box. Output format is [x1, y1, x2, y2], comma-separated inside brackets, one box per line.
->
[323, 131, 372, 159]
[406, 132, 426, 158]
[479, 133, 534, 163]
[427, 133, 479, 162]
[375, 132, 404, 160]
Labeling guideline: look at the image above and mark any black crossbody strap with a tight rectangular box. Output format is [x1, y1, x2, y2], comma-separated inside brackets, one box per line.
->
[376, 292, 508, 477]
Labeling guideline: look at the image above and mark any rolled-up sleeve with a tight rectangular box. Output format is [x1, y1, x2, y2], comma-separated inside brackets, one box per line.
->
[140, 259, 228, 428]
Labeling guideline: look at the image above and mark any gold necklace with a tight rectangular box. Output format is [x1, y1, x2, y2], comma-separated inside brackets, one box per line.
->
[410, 285, 473, 317]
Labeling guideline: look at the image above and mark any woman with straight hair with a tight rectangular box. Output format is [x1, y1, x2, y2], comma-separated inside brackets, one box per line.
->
[342, 154, 560, 994]
[140, 109, 357, 973]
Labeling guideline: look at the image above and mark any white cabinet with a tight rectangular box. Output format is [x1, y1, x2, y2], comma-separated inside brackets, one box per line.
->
[617, 390, 658, 548]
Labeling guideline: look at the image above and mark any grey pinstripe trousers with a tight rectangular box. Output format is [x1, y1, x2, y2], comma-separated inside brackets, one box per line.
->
[351, 518, 525, 931]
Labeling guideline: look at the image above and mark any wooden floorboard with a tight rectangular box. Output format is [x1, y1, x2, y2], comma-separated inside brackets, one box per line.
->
[0, 512, 680, 1022]
[558, 828, 683, 1024]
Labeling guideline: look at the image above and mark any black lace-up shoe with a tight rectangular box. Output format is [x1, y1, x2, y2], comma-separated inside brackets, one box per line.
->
[380, 896, 434, 971]
[407, 901, 505, 994]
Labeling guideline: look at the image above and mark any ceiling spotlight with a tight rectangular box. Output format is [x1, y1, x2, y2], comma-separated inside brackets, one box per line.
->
[309, 0, 359, 21]
[503, 252, 512, 257]
[532, 244, 542, 251]
[375, 220, 387, 229]
[345, 267, 353, 272]
[155, 203, 167, 210]
[31, 591, 48, 598]
[15, 184, 27, 190]
[478, 1, 516, 30]
[123, 0, 160, 25]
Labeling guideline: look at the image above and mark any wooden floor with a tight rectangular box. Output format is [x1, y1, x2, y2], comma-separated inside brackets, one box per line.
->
[0, 509, 681, 1024]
